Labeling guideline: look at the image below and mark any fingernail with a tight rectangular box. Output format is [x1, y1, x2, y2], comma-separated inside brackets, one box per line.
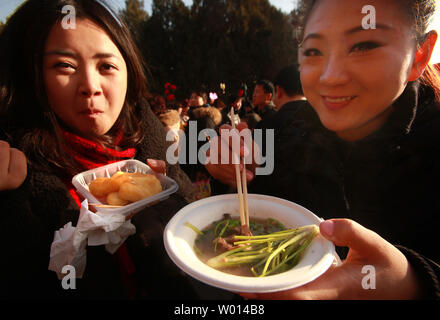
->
[246, 170, 253, 181]
[147, 159, 157, 166]
[320, 220, 334, 237]
[241, 145, 250, 157]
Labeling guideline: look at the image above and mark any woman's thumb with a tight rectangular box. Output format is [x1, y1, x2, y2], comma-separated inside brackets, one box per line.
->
[146, 159, 167, 175]
[319, 219, 385, 257]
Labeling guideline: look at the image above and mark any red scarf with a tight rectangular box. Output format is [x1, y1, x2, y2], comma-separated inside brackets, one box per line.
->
[62, 130, 136, 171]
[61, 129, 139, 298]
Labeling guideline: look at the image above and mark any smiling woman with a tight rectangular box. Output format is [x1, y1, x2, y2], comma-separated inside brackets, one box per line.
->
[249, 0, 440, 300]
[298, 0, 437, 141]
[207, 0, 440, 300]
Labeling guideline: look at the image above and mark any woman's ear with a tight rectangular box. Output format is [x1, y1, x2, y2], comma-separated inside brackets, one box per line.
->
[409, 30, 438, 81]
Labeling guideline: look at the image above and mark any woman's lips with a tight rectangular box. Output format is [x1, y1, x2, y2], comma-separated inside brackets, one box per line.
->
[322, 96, 356, 111]
[80, 109, 104, 118]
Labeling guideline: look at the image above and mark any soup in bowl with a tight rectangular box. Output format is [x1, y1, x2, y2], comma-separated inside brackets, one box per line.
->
[164, 194, 337, 293]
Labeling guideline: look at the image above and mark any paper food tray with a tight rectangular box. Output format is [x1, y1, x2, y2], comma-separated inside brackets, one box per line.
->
[72, 159, 179, 216]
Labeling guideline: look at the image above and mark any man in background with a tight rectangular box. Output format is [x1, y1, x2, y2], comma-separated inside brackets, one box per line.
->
[273, 64, 305, 111]
[256, 64, 306, 129]
[254, 64, 308, 162]
[251, 79, 277, 119]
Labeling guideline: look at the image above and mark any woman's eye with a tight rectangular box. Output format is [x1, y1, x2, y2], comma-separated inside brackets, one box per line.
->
[302, 48, 322, 57]
[100, 63, 117, 72]
[351, 41, 381, 53]
[55, 62, 74, 69]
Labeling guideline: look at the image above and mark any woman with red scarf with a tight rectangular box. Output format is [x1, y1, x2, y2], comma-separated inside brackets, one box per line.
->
[0, 0, 199, 299]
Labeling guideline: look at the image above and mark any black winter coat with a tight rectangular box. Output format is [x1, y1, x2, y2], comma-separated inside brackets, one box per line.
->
[252, 82, 440, 299]
[0, 103, 200, 299]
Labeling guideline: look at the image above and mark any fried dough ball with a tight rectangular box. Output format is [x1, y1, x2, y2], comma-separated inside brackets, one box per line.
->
[110, 171, 132, 185]
[118, 174, 162, 203]
[88, 171, 163, 206]
[106, 192, 130, 206]
[89, 177, 120, 198]
[111, 171, 126, 179]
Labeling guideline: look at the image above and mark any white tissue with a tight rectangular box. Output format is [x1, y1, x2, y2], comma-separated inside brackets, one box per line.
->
[48, 199, 136, 279]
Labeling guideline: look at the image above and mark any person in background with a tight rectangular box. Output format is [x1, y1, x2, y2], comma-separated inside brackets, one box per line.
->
[241, 112, 262, 131]
[148, 93, 167, 115]
[0, 0, 198, 299]
[256, 64, 307, 131]
[207, 0, 440, 300]
[180, 94, 222, 200]
[213, 97, 226, 111]
[251, 79, 277, 119]
[157, 109, 182, 146]
[165, 101, 186, 129]
[188, 90, 210, 108]
[180, 98, 191, 125]
[221, 94, 245, 126]
[255, 64, 307, 150]
[273, 64, 306, 111]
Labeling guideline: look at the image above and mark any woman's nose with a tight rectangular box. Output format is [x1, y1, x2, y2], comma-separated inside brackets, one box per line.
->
[319, 53, 350, 87]
[78, 69, 102, 97]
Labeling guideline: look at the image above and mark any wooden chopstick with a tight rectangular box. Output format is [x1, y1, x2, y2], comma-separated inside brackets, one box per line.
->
[241, 156, 250, 228]
[229, 108, 250, 234]
[234, 159, 246, 227]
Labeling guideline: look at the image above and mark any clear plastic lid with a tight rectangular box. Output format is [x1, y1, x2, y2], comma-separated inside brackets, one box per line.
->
[72, 159, 179, 216]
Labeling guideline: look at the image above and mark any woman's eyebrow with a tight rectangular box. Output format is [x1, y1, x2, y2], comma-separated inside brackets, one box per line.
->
[44, 49, 77, 57]
[302, 23, 392, 45]
[302, 33, 323, 44]
[345, 23, 392, 35]
[93, 53, 121, 60]
[44, 50, 121, 61]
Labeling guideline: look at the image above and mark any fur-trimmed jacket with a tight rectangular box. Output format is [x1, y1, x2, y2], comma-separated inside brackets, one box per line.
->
[0, 103, 200, 299]
[188, 105, 223, 127]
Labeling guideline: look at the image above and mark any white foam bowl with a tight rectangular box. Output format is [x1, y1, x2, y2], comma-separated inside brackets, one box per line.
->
[164, 194, 336, 293]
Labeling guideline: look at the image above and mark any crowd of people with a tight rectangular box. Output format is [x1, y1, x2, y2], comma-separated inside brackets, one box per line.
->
[149, 67, 305, 200]
[0, 0, 439, 301]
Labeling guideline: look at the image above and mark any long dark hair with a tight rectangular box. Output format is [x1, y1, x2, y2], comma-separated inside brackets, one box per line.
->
[0, 0, 148, 174]
[296, 0, 440, 101]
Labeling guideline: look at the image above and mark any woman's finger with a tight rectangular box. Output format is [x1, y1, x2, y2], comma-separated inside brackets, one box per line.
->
[0, 142, 27, 191]
[146, 159, 167, 175]
[7, 148, 27, 189]
[0, 140, 11, 178]
[236, 122, 249, 131]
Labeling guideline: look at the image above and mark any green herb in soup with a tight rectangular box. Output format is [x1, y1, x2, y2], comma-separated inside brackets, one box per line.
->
[187, 214, 318, 277]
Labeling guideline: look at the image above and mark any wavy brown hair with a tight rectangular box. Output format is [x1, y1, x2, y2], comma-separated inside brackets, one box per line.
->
[0, 0, 149, 174]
